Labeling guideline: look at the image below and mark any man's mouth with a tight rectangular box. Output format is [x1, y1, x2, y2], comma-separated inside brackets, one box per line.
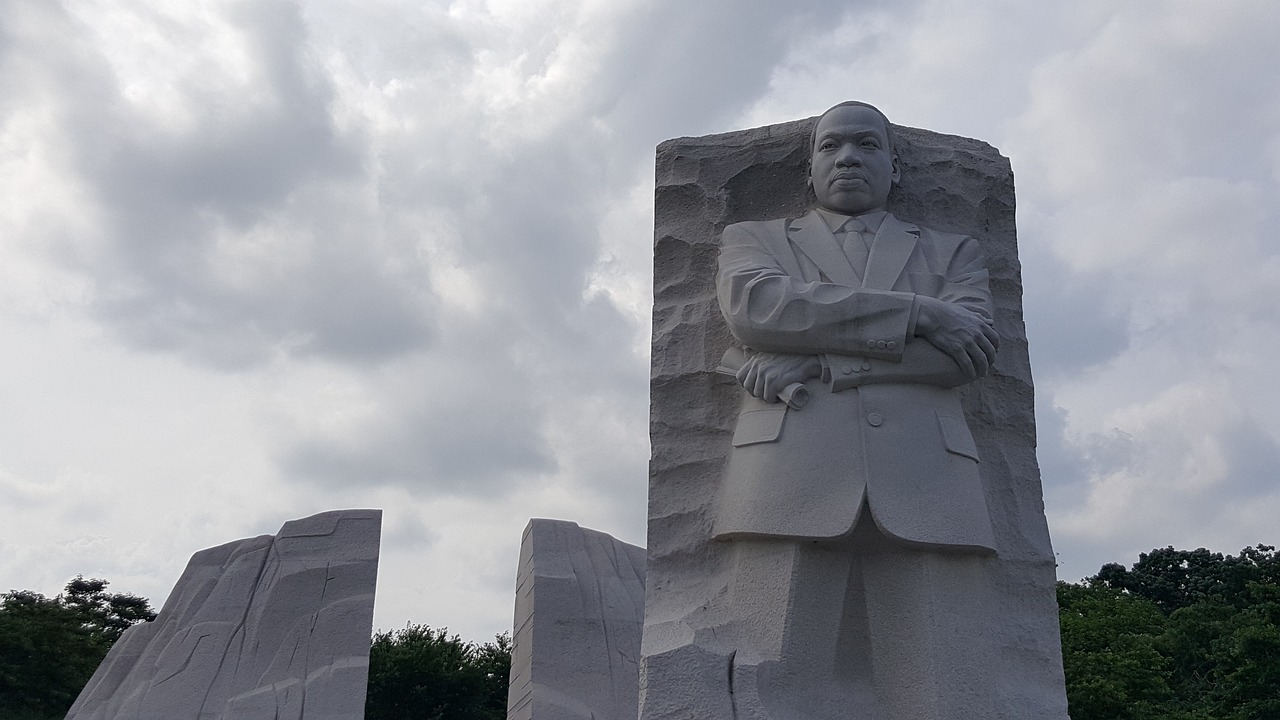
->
[832, 173, 866, 186]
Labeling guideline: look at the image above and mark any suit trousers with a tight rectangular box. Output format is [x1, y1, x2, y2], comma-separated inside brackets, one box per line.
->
[724, 506, 997, 720]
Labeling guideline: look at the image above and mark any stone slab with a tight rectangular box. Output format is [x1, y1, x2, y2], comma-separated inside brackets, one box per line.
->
[638, 116, 1070, 718]
[66, 509, 382, 720]
[507, 519, 646, 720]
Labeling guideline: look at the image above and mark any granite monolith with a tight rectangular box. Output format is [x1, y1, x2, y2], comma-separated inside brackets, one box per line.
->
[507, 519, 646, 720]
[639, 109, 1070, 719]
[66, 509, 382, 720]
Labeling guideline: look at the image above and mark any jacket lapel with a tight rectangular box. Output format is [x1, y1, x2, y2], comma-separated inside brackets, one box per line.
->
[863, 213, 918, 290]
[787, 211, 860, 287]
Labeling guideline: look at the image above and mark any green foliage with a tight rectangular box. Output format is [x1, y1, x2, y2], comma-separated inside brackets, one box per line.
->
[0, 577, 156, 720]
[1057, 581, 1174, 719]
[1094, 544, 1280, 614]
[365, 623, 511, 720]
[1061, 545, 1280, 720]
[61, 576, 156, 643]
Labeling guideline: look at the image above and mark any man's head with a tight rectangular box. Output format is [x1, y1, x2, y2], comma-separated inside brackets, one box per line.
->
[808, 101, 900, 215]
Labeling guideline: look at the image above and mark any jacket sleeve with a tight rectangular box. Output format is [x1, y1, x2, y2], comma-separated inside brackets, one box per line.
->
[717, 221, 997, 391]
[829, 233, 997, 390]
[716, 222, 916, 362]
[825, 343, 977, 389]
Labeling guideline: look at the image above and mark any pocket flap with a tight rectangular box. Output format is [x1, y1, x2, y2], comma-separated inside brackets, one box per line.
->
[732, 406, 788, 447]
[937, 413, 980, 462]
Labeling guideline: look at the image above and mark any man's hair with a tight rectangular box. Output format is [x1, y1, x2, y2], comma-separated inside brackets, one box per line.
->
[807, 100, 896, 155]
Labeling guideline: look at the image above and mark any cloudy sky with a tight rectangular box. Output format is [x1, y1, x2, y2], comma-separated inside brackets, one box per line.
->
[2, 0, 1279, 642]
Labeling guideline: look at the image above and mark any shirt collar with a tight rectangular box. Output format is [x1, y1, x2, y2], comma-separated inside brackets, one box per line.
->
[815, 208, 888, 234]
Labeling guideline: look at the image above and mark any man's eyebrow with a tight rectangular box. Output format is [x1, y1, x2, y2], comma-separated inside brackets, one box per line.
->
[817, 129, 884, 141]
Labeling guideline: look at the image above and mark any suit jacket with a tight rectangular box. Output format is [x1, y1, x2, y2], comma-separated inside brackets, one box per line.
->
[713, 209, 997, 552]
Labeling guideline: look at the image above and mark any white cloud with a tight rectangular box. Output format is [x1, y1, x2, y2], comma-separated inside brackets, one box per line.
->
[1004, 1, 1280, 581]
[3, 0, 1280, 641]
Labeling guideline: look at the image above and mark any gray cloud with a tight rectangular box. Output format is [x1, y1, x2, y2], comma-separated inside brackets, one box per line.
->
[1019, 230, 1130, 379]
[4, 0, 1280, 639]
[262, 0, 883, 497]
[280, 363, 559, 494]
[6, 0, 433, 369]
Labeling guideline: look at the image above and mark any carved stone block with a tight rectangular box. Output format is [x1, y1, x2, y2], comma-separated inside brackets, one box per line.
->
[639, 116, 1070, 718]
[66, 509, 382, 720]
[507, 519, 646, 720]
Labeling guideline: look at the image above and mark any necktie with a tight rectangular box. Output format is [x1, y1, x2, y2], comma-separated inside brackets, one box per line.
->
[838, 218, 871, 280]
[840, 217, 865, 235]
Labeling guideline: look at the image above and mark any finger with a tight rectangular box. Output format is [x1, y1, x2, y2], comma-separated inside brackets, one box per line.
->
[981, 322, 1001, 349]
[756, 372, 776, 403]
[967, 344, 990, 378]
[741, 364, 760, 396]
[749, 365, 766, 399]
[951, 343, 977, 379]
[762, 373, 779, 404]
[975, 332, 997, 366]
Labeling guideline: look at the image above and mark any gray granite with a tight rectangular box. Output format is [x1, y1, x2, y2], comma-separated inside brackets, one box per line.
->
[66, 509, 382, 720]
[507, 519, 646, 720]
[638, 111, 1070, 719]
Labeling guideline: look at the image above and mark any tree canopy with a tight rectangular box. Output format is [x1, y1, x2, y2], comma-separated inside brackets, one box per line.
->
[365, 623, 510, 720]
[0, 576, 156, 720]
[1060, 544, 1280, 720]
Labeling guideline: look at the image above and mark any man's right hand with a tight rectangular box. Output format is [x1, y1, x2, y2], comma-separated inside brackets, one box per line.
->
[913, 297, 999, 379]
[736, 352, 822, 404]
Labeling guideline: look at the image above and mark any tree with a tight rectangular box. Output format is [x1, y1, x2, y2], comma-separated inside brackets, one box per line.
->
[365, 624, 511, 720]
[1166, 583, 1280, 720]
[1057, 581, 1176, 720]
[61, 576, 156, 643]
[1095, 545, 1280, 614]
[1061, 545, 1280, 720]
[0, 577, 156, 720]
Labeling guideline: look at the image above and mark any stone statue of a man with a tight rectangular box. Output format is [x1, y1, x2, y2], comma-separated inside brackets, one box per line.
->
[712, 100, 1002, 719]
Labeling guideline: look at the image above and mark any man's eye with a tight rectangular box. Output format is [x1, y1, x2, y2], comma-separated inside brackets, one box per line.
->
[861, 140, 879, 148]
[821, 142, 837, 150]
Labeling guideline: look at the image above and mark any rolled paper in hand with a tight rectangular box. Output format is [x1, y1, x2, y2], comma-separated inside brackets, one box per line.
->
[716, 347, 810, 410]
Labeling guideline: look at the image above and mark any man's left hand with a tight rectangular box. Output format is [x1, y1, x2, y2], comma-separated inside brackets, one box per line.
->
[914, 297, 1000, 379]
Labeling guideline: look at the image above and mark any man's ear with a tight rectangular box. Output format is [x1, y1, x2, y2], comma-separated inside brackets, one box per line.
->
[890, 153, 902, 185]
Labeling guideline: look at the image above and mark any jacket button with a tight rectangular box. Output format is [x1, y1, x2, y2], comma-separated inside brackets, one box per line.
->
[866, 340, 876, 348]
[867, 412, 883, 427]
[877, 340, 887, 349]
[861, 361, 872, 371]
[842, 366, 853, 375]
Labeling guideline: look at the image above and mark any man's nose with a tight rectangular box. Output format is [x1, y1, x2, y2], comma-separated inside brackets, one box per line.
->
[835, 143, 861, 166]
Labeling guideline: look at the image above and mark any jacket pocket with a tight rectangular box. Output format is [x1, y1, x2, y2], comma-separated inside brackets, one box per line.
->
[732, 406, 788, 446]
[936, 413, 980, 462]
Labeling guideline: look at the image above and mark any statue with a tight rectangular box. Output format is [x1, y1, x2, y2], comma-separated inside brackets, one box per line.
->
[637, 102, 1069, 720]
[710, 100, 1001, 718]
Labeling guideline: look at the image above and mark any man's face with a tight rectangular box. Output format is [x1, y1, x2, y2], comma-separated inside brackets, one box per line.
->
[809, 105, 900, 216]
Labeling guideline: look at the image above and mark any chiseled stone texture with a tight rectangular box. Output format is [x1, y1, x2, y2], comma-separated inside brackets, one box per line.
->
[507, 519, 646, 720]
[639, 118, 1070, 718]
[66, 509, 382, 720]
